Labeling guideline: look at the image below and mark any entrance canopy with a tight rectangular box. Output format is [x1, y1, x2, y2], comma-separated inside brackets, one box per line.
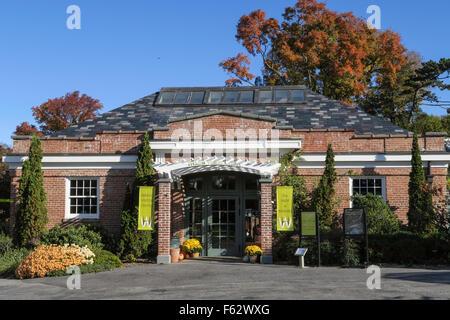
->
[153, 157, 281, 180]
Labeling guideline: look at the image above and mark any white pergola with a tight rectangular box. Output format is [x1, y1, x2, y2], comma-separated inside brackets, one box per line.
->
[153, 156, 281, 180]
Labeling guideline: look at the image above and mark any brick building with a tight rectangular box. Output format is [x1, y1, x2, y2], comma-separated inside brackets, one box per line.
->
[4, 86, 450, 264]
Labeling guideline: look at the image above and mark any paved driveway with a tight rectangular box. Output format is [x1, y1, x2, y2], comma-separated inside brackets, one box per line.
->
[0, 258, 449, 300]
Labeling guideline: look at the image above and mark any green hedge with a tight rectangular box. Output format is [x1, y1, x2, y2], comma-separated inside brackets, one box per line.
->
[84, 224, 117, 253]
[369, 232, 450, 265]
[47, 249, 122, 277]
[0, 220, 9, 235]
[0, 233, 13, 256]
[40, 224, 104, 251]
[274, 230, 450, 266]
[273, 230, 345, 266]
[0, 248, 31, 277]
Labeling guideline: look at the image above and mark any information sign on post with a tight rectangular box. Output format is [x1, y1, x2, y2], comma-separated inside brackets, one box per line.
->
[343, 208, 369, 265]
[299, 212, 320, 267]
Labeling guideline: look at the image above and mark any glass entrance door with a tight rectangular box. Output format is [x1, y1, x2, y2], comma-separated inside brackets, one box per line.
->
[207, 198, 239, 256]
[184, 172, 259, 257]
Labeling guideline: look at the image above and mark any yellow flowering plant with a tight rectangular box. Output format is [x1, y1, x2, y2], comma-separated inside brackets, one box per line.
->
[64, 244, 95, 264]
[15, 244, 95, 279]
[245, 245, 262, 256]
[182, 238, 202, 254]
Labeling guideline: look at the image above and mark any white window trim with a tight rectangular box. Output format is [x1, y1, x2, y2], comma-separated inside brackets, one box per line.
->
[65, 177, 100, 219]
[349, 176, 386, 208]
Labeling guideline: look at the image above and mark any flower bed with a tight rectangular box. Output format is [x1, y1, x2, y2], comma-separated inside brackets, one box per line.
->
[15, 244, 95, 279]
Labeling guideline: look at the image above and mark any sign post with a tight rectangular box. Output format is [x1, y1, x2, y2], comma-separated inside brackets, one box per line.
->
[138, 186, 155, 231]
[300, 212, 321, 267]
[343, 208, 369, 266]
[294, 248, 308, 269]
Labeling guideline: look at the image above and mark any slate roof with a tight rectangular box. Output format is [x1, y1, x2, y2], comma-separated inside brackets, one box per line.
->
[50, 86, 410, 138]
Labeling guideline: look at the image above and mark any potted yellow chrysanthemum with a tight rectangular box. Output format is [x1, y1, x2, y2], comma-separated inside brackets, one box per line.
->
[244, 245, 262, 263]
[182, 239, 203, 258]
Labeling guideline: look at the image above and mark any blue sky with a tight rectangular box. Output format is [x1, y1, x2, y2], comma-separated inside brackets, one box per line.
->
[1, 0, 449, 146]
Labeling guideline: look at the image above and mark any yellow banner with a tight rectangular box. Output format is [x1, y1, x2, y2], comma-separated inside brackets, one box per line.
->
[138, 186, 155, 231]
[277, 186, 294, 231]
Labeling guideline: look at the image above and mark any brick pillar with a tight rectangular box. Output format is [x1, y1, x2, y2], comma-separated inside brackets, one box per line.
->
[157, 178, 172, 264]
[259, 178, 273, 264]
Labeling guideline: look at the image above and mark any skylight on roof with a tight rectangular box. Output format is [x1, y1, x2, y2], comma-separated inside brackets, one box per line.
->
[158, 91, 205, 105]
[274, 90, 289, 103]
[258, 90, 272, 103]
[223, 91, 239, 103]
[290, 90, 305, 102]
[159, 92, 175, 104]
[208, 91, 222, 104]
[174, 92, 189, 104]
[239, 91, 254, 103]
[190, 92, 205, 104]
[157, 87, 305, 105]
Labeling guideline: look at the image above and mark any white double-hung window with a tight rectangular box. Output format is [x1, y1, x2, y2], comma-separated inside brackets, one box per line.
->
[350, 176, 386, 205]
[65, 178, 100, 219]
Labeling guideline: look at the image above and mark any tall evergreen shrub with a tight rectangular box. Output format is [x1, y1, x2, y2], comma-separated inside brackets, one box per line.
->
[118, 132, 155, 259]
[312, 143, 337, 230]
[14, 135, 48, 247]
[407, 134, 435, 234]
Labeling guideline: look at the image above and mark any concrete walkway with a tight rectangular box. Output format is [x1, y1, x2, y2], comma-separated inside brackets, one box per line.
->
[0, 258, 449, 300]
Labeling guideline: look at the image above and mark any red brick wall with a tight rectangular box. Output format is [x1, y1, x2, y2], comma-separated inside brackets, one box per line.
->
[154, 115, 277, 140]
[171, 182, 185, 246]
[296, 166, 448, 223]
[8, 114, 447, 242]
[11, 119, 444, 156]
[260, 181, 273, 257]
[9, 169, 135, 235]
[157, 180, 172, 256]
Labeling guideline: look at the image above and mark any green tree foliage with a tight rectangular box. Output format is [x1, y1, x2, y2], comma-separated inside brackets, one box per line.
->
[358, 52, 421, 129]
[407, 134, 435, 234]
[278, 151, 310, 233]
[13, 135, 48, 247]
[359, 55, 450, 130]
[312, 144, 337, 230]
[351, 193, 400, 234]
[273, 151, 309, 255]
[411, 113, 445, 135]
[404, 58, 450, 126]
[440, 115, 450, 137]
[220, 0, 449, 131]
[118, 132, 155, 259]
[0, 144, 11, 233]
[40, 224, 104, 251]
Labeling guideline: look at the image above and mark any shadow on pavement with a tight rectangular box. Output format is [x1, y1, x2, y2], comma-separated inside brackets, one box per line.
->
[181, 256, 245, 264]
[383, 271, 450, 285]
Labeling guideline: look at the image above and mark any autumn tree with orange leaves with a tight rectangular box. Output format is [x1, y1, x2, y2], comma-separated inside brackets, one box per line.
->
[220, 0, 407, 105]
[14, 122, 43, 137]
[14, 91, 103, 136]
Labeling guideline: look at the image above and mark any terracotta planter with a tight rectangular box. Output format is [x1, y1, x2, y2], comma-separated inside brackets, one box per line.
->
[249, 255, 258, 263]
[192, 252, 200, 258]
[170, 248, 180, 263]
[179, 253, 184, 261]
